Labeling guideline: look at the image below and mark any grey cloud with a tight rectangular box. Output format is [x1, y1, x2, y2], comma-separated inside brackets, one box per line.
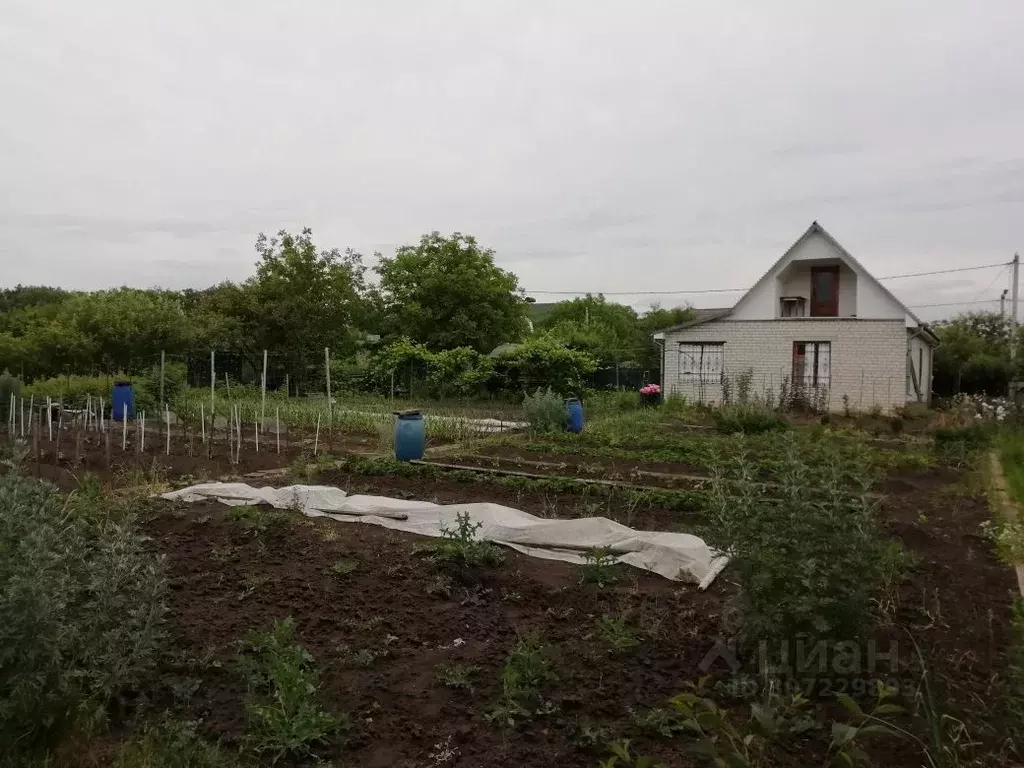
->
[0, 0, 1021, 319]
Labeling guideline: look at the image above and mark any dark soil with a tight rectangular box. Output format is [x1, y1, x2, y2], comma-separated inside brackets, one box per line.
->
[142, 500, 731, 767]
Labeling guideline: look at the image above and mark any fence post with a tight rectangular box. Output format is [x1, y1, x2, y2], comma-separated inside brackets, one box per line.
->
[261, 349, 268, 432]
[324, 347, 332, 425]
[210, 350, 216, 436]
[159, 350, 165, 413]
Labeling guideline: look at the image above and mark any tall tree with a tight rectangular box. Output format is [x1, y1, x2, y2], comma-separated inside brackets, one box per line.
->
[249, 228, 368, 367]
[375, 232, 528, 352]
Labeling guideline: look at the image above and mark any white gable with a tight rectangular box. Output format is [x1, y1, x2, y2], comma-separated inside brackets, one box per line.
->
[729, 225, 906, 321]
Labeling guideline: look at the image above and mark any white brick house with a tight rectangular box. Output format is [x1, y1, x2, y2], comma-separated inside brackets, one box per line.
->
[654, 222, 939, 412]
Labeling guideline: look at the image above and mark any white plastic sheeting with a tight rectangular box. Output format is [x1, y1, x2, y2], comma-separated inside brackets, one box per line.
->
[160, 482, 728, 589]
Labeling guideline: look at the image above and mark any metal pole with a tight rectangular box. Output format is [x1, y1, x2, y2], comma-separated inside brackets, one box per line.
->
[159, 350, 165, 410]
[1011, 253, 1019, 361]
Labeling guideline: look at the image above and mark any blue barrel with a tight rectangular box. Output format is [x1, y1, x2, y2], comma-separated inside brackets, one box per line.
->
[565, 398, 584, 433]
[111, 381, 135, 420]
[394, 410, 425, 461]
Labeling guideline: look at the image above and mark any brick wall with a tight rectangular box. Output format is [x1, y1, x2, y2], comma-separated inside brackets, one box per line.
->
[662, 319, 909, 412]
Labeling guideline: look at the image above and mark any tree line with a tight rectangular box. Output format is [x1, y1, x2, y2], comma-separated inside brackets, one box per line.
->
[0, 229, 692, 395]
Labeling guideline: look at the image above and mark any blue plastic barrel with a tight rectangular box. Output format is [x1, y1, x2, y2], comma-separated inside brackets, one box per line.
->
[394, 410, 425, 461]
[565, 398, 584, 433]
[111, 381, 135, 420]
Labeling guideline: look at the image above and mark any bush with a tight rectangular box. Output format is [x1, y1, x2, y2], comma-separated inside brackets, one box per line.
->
[713, 404, 789, 435]
[492, 338, 597, 397]
[0, 475, 167, 756]
[0, 369, 22, 424]
[705, 435, 882, 657]
[524, 387, 567, 434]
[934, 423, 992, 449]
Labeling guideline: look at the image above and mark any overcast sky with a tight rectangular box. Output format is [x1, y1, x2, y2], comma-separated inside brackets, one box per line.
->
[1, 1, 1022, 320]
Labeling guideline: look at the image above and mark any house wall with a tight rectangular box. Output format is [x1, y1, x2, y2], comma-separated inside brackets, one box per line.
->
[731, 230, 903, 321]
[907, 333, 933, 404]
[662, 319, 910, 412]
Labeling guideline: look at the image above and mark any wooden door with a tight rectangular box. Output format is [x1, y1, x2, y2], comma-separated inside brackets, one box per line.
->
[810, 266, 839, 317]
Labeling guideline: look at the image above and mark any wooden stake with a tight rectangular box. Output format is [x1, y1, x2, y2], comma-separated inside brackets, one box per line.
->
[261, 349, 268, 432]
[276, 406, 280, 454]
[236, 406, 241, 463]
[20, 396, 25, 437]
[122, 403, 127, 450]
[105, 427, 111, 466]
[210, 349, 216, 432]
[28, 395, 34, 434]
[314, 412, 321, 455]
[200, 403, 206, 443]
[139, 411, 144, 453]
[165, 406, 171, 456]
[255, 416, 259, 453]
[99, 400, 104, 432]
[47, 397, 53, 441]
[324, 347, 332, 427]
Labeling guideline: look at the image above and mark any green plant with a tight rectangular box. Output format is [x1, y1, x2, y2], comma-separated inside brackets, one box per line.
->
[581, 546, 619, 588]
[328, 556, 359, 578]
[874, 540, 919, 620]
[713, 404, 789, 435]
[114, 717, 238, 767]
[705, 435, 883, 655]
[596, 614, 640, 652]
[486, 636, 554, 727]
[228, 505, 281, 536]
[435, 662, 479, 690]
[935, 424, 991, 450]
[524, 387, 567, 434]
[0, 476, 167, 756]
[236, 618, 346, 762]
[427, 511, 503, 569]
[600, 740, 665, 767]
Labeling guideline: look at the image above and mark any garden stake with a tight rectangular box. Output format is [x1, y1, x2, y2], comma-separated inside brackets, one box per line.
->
[47, 397, 53, 442]
[166, 406, 171, 455]
[314, 412, 321, 455]
[276, 406, 280, 454]
[200, 402, 206, 443]
[28, 395, 34, 434]
[122, 403, 127, 451]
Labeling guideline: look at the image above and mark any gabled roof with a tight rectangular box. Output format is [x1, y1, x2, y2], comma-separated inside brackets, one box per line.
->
[655, 221, 939, 346]
[655, 307, 732, 335]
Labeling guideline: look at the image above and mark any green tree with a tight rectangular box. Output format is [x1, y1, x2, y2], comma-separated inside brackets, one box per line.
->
[933, 311, 1015, 395]
[375, 232, 528, 352]
[249, 228, 368, 378]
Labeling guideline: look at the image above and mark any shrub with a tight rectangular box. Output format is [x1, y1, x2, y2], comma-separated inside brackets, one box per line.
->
[236, 618, 346, 761]
[712, 404, 789, 435]
[0, 369, 22, 424]
[580, 546, 618, 588]
[0, 475, 167, 755]
[705, 435, 882, 657]
[934, 423, 992, 449]
[492, 337, 598, 397]
[524, 387, 567, 434]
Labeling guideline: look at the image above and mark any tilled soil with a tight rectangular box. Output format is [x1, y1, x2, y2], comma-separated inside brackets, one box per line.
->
[144, 501, 732, 767]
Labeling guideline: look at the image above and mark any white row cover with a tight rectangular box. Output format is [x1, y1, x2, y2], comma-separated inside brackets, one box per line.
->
[160, 483, 728, 589]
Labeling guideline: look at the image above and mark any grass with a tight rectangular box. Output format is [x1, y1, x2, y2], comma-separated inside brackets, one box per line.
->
[327, 556, 359, 578]
[998, 429, 1024, 504]
[114, 718, 239, 767]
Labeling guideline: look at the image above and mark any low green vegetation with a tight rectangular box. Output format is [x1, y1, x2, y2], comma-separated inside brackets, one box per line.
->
[435, 662, 480, 690]
[236, 618, 347, 762]
[114, 718, 239, 768]
[327, 556, 359, 578]
[580, 546, 619, 588]
[487, 636, 555, 727]
[425, 511, 504, 570]
[523, 387, 568, 434]
[0, 474, 167, 761]
[228, 505, 282, 536]
[712, 403, 790, 435]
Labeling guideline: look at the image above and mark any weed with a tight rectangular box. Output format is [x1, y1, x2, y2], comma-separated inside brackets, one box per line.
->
[581, 546, 619, 588]
[114, 717, 238, 768]
[236, 618, 346, 761]
[427, 511, 503, 569]
[335, 635, 398, 669]
[426, 573, 455, 598]
[713, 404, 789, 435]
[327, 556, 359, 578]
[569, 719, 612, 753]
[705, 435, 883, 655]
[600, 740, 665, 767]
[228, 505, 280, 536]
[874, 539, 920, 621]
[435, 663, 479, 690]
[486, 636, 554, 727]
[630, 707, 685, 738]
[596, 614, 640, 652]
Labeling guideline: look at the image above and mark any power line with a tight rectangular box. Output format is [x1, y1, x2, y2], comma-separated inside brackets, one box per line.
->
[525, 261, 1010, 296]
[906, 299, 1001, 309]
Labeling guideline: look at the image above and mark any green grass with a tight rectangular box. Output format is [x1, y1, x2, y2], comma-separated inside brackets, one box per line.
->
[998, 429, 1024, 503]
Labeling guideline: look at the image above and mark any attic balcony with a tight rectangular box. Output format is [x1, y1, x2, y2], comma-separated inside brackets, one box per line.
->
[775, 259, 857, 319]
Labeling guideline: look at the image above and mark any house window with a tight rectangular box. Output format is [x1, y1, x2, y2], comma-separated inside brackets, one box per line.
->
[792, 342, 831, 387]
[678, 343, 724, 384]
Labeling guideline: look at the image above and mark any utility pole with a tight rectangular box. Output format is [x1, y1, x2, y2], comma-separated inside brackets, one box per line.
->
[1011, 253, 1020, 361]
[1001, 289, 1009, 318]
